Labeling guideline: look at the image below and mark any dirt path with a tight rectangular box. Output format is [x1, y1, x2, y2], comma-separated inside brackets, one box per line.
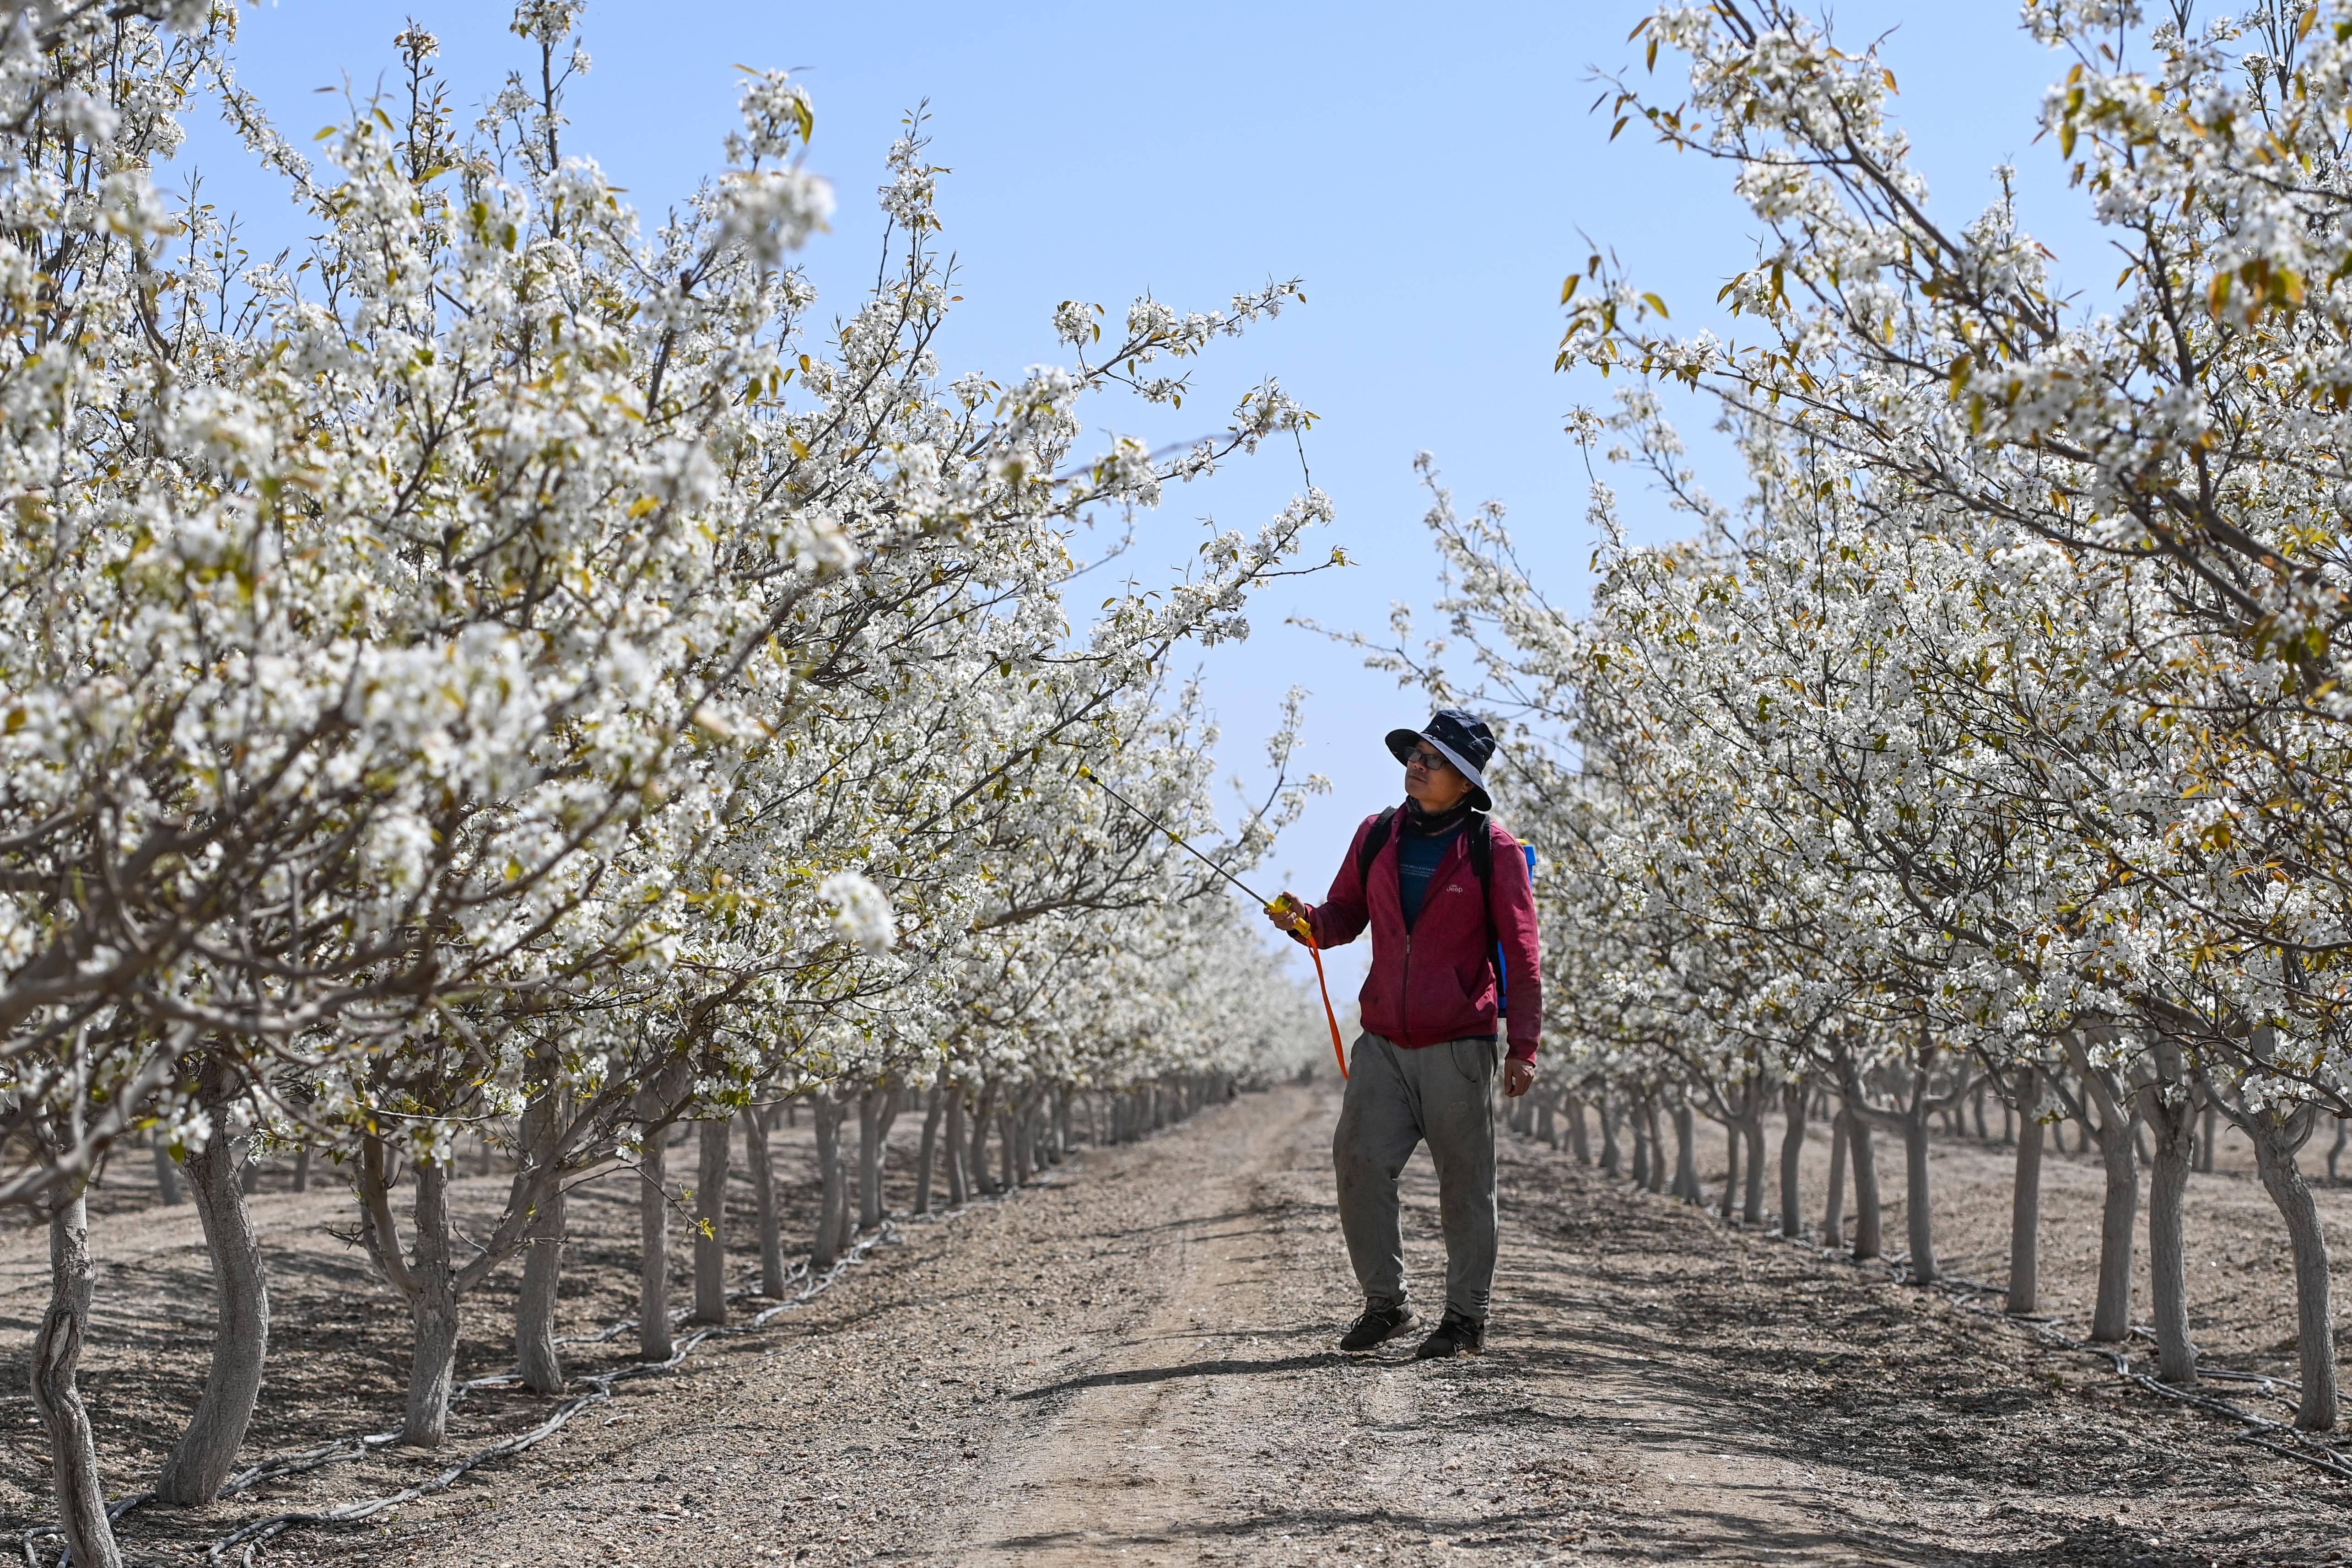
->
[237, 1082, 2347, 1568]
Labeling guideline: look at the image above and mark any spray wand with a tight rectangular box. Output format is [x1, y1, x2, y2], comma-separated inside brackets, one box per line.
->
[1076, 765, 1349, 1080]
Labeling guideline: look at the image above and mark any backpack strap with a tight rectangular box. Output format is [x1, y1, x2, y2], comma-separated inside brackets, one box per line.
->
[1355, 806, 1398, 886]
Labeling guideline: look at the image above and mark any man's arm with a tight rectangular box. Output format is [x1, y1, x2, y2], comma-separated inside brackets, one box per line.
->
[1271, 816, 1376, 949]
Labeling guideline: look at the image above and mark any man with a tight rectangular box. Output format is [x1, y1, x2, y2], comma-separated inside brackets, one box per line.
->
[1267, 708, 1541, 1359]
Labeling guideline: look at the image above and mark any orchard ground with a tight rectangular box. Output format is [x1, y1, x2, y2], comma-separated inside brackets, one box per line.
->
[1, 1084, 2347, 1565]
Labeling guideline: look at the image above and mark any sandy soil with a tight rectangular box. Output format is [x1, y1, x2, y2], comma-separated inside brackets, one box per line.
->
[2, 1084, 2348, 1566]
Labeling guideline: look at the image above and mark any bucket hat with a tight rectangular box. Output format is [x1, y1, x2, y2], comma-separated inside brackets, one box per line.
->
[1385, 708, 1496, 811]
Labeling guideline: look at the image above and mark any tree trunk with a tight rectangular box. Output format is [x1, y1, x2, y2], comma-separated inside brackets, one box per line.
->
[2244, 1105, 2336, 1429]
[2330, 1118, 2349, 1184]
[1670, 1103, 1698, 1202]
[1779, 1083, 1807, 1239]
[291, 1145, 311, 1193]
[1566, 1095, 1591, 1164]
[1639, 1099, 1665, 1194]
[944, 1092, 969, 1207]
[1719, 1116, 1739, 1220]
[1847, 1110, 1883, 1261]
[1002, 1105, 1024, 1189]
[1597, 1092, 1622, 1174]
[401, 1161, 462, 1445]
[1742, 1109, 1768, 1226]
[2007, 1073, 2043, 1315]
[639, 1127, 673, 1359]
[969, 1085, 997, 1194]
[2196, 1098, 2217, 1174]
[1972, 1082, 1988, 1140]
[811, 1096, 846, 1270]
[1537, 1092, 1557, 1149]
[151, 1135, 182, 1206]
[744, 1106, 786, 1298]
[1628, 1100, 1651, 1190]
[2144, 1082, 2197, 1383]
[156, 1119, 270, 1502]
[693, 1118, 729, 1324]
[32, 1170, 120, 1568]
[516, 1071, 566, 1395]
[1900, 1112, 1937, 1283]
[913, 1088, 943, 1214]
[857, 1088, 885, 1231]
[2077, 1075, 2140, 1344]
[1824, 1110, 1848, 1247]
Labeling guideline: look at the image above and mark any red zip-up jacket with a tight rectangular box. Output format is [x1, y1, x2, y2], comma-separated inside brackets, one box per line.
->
[1291, 808, 1543, 1063]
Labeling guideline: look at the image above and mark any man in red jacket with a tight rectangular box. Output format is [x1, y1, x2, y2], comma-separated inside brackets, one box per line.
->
[1267, 709, 1541, 1359]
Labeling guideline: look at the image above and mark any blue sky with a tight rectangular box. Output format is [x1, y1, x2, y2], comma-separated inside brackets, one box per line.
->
[180, 2, 2112, 991]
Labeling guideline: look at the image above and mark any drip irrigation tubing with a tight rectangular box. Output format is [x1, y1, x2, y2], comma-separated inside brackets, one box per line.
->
[21, 1160, 1077, 1568]
[1634, 1166, 2352, 1487]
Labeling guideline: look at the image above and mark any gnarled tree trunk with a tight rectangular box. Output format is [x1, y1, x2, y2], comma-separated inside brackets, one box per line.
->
[402, 1160, 462, 1445]
[32, 1157, 119, 1568]
[2240, 1101, 2336, 1429]
[156, 1111, 270, 1501]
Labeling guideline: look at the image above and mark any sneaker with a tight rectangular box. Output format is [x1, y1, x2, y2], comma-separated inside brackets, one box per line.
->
[1414, 1310, 1485, 1359]
[1338, 1302, 1418, 1352]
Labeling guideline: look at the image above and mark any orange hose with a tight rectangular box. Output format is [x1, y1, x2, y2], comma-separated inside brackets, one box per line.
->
[1293, 916, 1349, 1080]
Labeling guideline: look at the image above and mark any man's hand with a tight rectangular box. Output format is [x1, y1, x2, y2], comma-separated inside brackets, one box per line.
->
[1265, 893, 1309, 936]
[1502, 1059, 1535, 1098]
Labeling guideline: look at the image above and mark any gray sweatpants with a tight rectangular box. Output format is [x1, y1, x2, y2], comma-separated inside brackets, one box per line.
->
[1332, 1031, 1499, 1323]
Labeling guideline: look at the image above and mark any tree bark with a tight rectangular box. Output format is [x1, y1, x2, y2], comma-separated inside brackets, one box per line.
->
[1629, 1099, 1651, 1190]
[744, 1105, 786, 1297]
[1670, 1102, 1698, 1202]
[2071, 1058, 2140, 1344]
[2007, 1070, 2043, 1315]
[2142, 1076, 2197, 1383]
[1846, 1109, 1883, 1261]
[516, 1071, 566, 1395]
[291, 1145, 311, 1193]
[2196, 1097, 2217, 1174]
[1779, 1082, 1807, 1239]
[1899, 1111, 1937, 1283]
[156, 1115, 270, 1502]
[1742, 1105, 1768, 1227]
[638, 1126, 673, 1359]
[913, 1088, 943, 1214]
[1823, 1110, 1848, 1247]
[944, 1092, 969, 1207]
[151, 1137, 181, 1206]
[968, 1085, 997, 1194]
[1718, 1115, 1739, 1220]
[32, 1166, 119, 1568]
[693, 1118, 729, 1324]
[401, 1161, 462, 1445]
[1597, 1092, 1622, 1174]
[2243, 1104, 2336, 1429]
[1566, 1095, 1591, 1164]
[857, 1088, 885, 1230]
[812, 1095, 846, 1270]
